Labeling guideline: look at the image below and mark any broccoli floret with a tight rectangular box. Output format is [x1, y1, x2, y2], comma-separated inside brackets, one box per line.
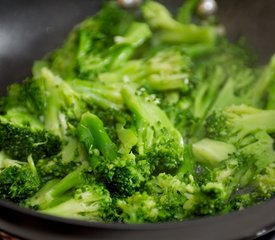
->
[40, 183, 112, 222]
[43, 2, 138, 79]
[116, 173, 200, 223]
[94, 46, 193, 96]
[0, 108, 62, 161]
[121, 86, 184, 174]
[77, 112, 151, 196]
[116, 192, 160, 223]
[71, 79, 125, 110]
[0, 153, 40, 203]
[199, 131, 275, 207]
[74, 8, 151, 79]
[36, 137, 89, 183]
[229, 191, 260, 211]
[77, 27, 150, 80]
[205, 105, 275, 145]
[189, 48, 274, 129]
[141, 1, 217, 45]
[158, 91, 197, 138]
[253, 162, 275, 199]
[16, 67, 87, 138]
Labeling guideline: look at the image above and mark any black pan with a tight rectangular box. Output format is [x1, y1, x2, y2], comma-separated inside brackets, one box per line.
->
[0, 1, 275, 239]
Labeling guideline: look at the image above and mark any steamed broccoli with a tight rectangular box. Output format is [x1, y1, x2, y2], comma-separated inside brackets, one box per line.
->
[43, 2, 138, 79]
[1, 0, 275, 225]
[141, 1, 217, 45]
[98, 46, 194, 93]
[205, 105, 275, 145]
[24, 167, 88, 210]
[0, 153, 40, 202]
[193, 131, 275, 209]
[40, 183, 112, 222]
[77, 112, 151, 196]
[116, 173, 201, 223]
[121, 86, 184, 174]
[0, 107, 62, 161]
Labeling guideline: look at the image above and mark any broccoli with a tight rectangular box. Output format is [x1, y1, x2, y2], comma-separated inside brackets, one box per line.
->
[176, 0, 200, 24]
[116, 192, 160, 223]
[0, 153, 40, 203]
[195, 131, 275, 208]
[77, 112, 151, 196]
[1, 0, 275, 225]
[76, 21, 151, 80]
[24, 167, 88, 210]
[36, 136, 89, 183]
[205, 105, 275, 145]
[253, 162, 275, 199]
[121, 86, 184, 174]
[8, 67, 87, 137]
[116, 173, 200, 223]
[43, 2, 138, 79]
[0, 107, 62, 161]
[94, 46, 194, 98]
[192, 138, 236, 167]
[40, 183, 112, 222]
[141, 1, 217, 45]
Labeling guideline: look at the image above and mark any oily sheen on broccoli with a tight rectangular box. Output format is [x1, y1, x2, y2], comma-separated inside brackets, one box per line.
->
[1, 0, 275, 224]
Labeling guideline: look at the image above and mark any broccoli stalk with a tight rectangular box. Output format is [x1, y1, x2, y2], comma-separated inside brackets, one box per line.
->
[141, 1, 217, 44]
[176, 0, 200, 24]
[24, 167, 87, 210]
[192, 138, 236, 167]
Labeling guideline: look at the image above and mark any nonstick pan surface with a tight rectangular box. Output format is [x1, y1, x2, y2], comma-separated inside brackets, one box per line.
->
[1, 1, 275, 239]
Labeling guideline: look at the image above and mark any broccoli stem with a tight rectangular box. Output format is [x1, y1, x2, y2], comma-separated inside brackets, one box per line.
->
[26, 168, 86, 210]
[121, 86, 180, 136]
[78, 112, 118, 162]
[176, 0, 200, 24]
[142, 1, 217, 44]
[192, 138, 236, 167]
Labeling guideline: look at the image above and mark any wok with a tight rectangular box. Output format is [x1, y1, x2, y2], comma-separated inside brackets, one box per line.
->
[0, 0, 275, 239]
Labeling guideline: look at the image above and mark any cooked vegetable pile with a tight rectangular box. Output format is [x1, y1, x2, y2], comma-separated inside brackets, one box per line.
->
[1, 0, 275, 223]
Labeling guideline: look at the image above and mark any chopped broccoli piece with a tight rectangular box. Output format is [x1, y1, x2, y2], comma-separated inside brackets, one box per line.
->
[121, 86, 184, 174]
[0, 108, 62, 161]
[24, 167, 88, 210]
[200, 131, 275, 205]
[0, 153, 40, 203]
[77, 112, 151, 196]
[205, 105, 275, 145]
[192, 138, 236, 166]
[117, 173, 200, 223]
[40, 183, 112, 222]
[141, 1, 217, 44]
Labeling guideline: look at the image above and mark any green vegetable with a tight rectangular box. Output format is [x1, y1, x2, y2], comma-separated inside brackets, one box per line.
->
[1, 0, 275, 224]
